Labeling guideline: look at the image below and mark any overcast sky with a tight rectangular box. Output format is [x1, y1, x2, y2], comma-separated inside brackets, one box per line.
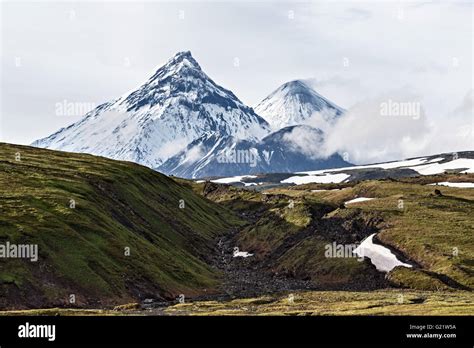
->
[1, 0, 472, 162]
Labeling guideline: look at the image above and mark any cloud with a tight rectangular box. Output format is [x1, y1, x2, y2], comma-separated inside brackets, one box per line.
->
[302, 108, 344, 132]
[157, 138, 187, 160]
[425, 89, 474, 155]
[281, 125, 326, 159]
[345, 7, 372, 21]
[323, 91, 430, 164]
[323, 89, 473, 164]
[1, 0, 471, 164]
[182, 144, 205, 164]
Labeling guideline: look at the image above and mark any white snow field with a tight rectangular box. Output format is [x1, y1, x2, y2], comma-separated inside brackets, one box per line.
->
[211, 175, 258, 185]
[409, 158, 474, 175]
[354, 234, 412, 273]
[281, 173, 350, 185]
[428, 182, 474, 188]
[277, 155, 474, 186]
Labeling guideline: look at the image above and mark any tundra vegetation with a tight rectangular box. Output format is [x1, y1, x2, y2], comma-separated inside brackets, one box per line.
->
[0, 143, 472, 315]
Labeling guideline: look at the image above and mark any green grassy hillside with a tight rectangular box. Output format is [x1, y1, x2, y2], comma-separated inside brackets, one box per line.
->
[263, 177, 474, 291]
[0, 143, 243, 309]
[199, 182, 387, 290]
[1, 142, 472, 312]
[193, 175, 473, 292]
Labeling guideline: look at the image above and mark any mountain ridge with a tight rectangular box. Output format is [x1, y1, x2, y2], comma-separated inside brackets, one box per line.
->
[33, 51, 352, 178]
[255, 79, 344, 130]
[32, 51, 270, 168]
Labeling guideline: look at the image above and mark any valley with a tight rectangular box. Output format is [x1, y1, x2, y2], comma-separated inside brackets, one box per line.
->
[0, 142, 472, 315]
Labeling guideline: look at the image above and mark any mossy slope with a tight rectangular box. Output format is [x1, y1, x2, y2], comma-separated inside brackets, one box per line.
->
[0, 143, 243, 309]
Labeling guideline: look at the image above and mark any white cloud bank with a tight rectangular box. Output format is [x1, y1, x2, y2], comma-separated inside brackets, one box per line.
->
[322, 89, 473, 165]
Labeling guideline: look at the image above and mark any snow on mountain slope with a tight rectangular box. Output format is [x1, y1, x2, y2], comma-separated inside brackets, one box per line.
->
[205, 151, 474, 186]
[32, 51, 270, 167]
[158, 125, 352, 179]
[278, 152, 474, 185]
[158, 133, 257, 178]
[254, 80, 344, 130]
[409, 158, 474, 175]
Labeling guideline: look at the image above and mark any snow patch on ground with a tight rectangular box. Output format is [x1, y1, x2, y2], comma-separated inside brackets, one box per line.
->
[233, 247, 253, 258]
[425, 157, 445, 163]
[374, 158, 429, 169]
[211, 175, 258, 184]
[410, 158, 474, 175]
[354, 234, 412, 273]
[311, 188, 348, 192]
[429, 182, 474, 188]
[297, 157, 430, 175]
[211, 155, 473, 187]
[344, 197, 375, 205]
[292, 155, 474, 178]
[281, 173, 350, 185]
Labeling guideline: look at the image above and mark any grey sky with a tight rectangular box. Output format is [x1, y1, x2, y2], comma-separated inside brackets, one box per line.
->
[1, 0, 472, 159]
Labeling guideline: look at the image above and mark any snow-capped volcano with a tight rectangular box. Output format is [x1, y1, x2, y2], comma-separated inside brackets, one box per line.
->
[32, 51, 270, 167]
[255, 80, 344, 130]
[157, 79, 351, 178]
